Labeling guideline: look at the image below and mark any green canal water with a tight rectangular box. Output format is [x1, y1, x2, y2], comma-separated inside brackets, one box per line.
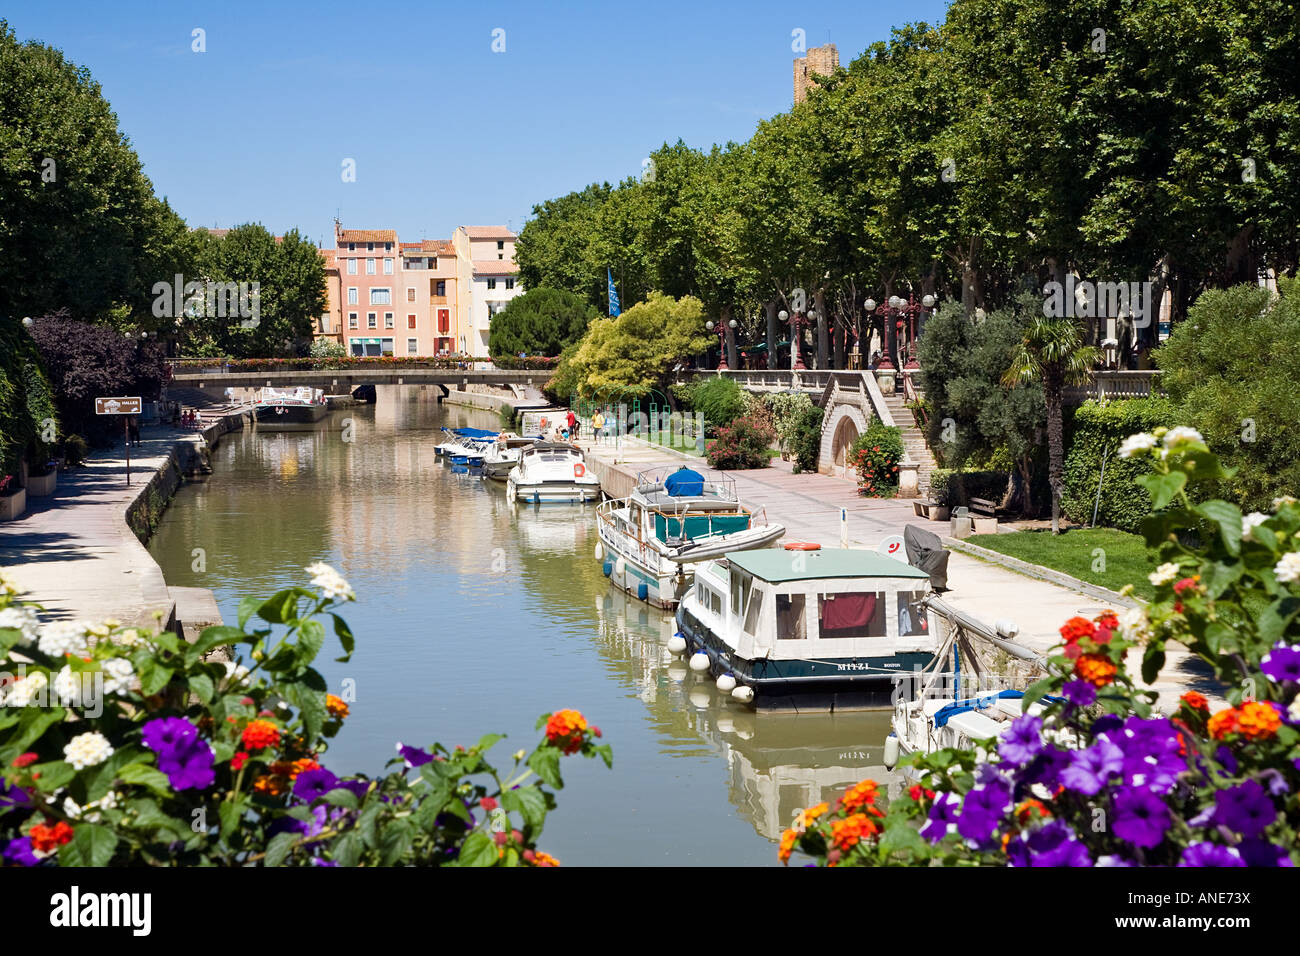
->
[147, 387, 895, 865]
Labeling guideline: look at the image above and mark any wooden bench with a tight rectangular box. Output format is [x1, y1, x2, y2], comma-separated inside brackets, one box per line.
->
[968, 497, 999, 535]
[912, 499, 950, 521]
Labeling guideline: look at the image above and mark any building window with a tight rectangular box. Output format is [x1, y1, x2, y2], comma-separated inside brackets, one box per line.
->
[347, 258, 357, 275]
[381, 337, 394, 355]
[320, 315, 331, 333]
[487, 278, 497, 290]
[370, 288, 392, 305]
[347, 287, 358, 305]
[368, 313, 377, 329]
[366, 258, 376, 274]
[497, 240, 504, 250]
[498, 253, 504, 260]
[407, 337, 418, 355]
[367, 242, 374, 252]
[436, 280, 446, 296]
[383, 258, 393, 274]
[406, 287, 416, 302]
[348, 243, 355, 251]
[348, 312, 358, 329]
[384, 313, 394, 328]
[385, 243, 392, 251]
[437, 309, 450, 334]
[505, 278, 515, 290]
[430, 257, 437, 270]
[407, 314, 417, 329]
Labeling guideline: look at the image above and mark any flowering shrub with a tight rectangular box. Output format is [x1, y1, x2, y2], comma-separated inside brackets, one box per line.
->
[790, 427, 1300, 866]
[850, 423, 903, 497]
[0, 568, 610, 866]
[705, 414, 776, 470]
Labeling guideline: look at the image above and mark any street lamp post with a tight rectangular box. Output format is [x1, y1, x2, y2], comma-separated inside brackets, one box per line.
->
[866, 293, 936, 370]
[781, 309, 807, 371]
[705, 318, 738, 371]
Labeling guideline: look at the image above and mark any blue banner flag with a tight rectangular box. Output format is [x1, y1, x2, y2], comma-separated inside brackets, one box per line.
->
[607, 268, 620, 317]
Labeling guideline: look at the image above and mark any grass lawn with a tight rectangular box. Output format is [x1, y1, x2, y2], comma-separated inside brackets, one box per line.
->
[966, 527, 1157, 601]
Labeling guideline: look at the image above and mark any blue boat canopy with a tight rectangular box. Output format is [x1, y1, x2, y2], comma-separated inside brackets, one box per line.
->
[453, 427, 498, 438]
[664, 467, 705, 497]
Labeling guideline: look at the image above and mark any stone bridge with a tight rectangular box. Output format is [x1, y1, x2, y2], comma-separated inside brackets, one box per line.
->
[168, 366, 549, 402]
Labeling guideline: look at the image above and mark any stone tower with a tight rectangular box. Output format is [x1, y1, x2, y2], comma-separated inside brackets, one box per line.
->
[794, 43, 839, 105]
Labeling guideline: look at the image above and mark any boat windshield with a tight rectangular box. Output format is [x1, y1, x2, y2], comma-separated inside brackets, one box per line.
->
[776, 593, 806, 640]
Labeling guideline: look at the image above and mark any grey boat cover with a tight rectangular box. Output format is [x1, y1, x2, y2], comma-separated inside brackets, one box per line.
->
[904, 523, 949, 590]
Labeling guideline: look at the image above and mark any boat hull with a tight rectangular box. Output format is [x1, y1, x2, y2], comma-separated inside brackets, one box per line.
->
[676, 604, 935, 712]
[254, 403, 328, 429]
[507, 478, 600, 504]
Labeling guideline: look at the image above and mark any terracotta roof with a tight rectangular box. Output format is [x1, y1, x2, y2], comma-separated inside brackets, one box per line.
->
[195, 227, 229, 238]
[422, 239, 453, 255]
[473, 260, 519, 276]
[462, 225, 516, 240]
[337, 229, 397, 244]
[320, 249, 337, 269]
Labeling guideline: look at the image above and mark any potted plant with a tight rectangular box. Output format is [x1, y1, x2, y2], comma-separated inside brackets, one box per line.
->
[26, 458, 59, 497]
[0, 474, 25, 521]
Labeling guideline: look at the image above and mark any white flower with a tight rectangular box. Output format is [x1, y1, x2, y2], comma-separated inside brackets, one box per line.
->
[1148, 562, 1180, 587]
[115, 628, 145, 648]
[1117, 432, 1157, 459]
[1274, 496, 1297, 512]
[63, 791, 119, 823]
[52, 665, 84, 706]
[1242, 512, 1269, 541]
[305, 562, 355, 602]
[101, 657, 135, 696]
[63, 732, 113, 770]
[221, 660, 252, 687]
[0, 605, 39, 646]
[1161, 426, 1204, 450]
[1118, 606, 1151, 642]
[4, 671, 48, 707]
[1275, 552, 1300, 584]
[37, 620, 91, 658]
[0, 572, 18, 598]
[1289, 698, 1300, 723]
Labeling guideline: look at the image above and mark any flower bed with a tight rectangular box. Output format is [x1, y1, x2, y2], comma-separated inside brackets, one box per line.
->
[0, 566, 610, 866]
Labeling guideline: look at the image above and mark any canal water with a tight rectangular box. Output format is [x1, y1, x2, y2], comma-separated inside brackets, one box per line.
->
[148, 387, 895, 865]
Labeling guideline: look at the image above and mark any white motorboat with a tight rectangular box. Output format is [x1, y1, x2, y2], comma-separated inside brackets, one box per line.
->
[482, 433, 541, 481]
[254, 386, 328, 429]
[505, 442, 600, 504]
[596, 466, 785, 608]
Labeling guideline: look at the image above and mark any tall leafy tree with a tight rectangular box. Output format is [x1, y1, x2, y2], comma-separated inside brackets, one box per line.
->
[488, 287, 597, 358]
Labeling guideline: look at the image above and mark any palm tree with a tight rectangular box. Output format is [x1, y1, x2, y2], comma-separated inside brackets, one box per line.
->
[1003, 316, 1100, 533]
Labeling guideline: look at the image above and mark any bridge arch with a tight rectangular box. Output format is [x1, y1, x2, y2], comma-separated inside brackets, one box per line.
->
[819, 403, 869, 478]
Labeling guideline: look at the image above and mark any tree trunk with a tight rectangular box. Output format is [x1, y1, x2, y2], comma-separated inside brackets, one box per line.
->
[814, 288, 828, 369]
[1045, 384, 1064, 534]
[722, 304, 738, 368]
[765, 300, 779, 370]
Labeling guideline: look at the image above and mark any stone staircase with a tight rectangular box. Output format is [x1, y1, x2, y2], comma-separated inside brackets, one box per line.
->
[881, 390, 938, 496]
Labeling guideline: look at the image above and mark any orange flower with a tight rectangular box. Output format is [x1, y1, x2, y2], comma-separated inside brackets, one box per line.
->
[840, 780, 879, 814]
[530, 851, 560, 867]
[1208, 707, 1239, 740]
[1237, 701, 1281, 741]
[326, 694, 350, 719]
[544, 709, 589, 755]
[1094, 610, 1119, 631]
[270, 757, 321, 779]
[1180, 691, 1210, 713]
[1074, 653, 1117, 688]
[241, 719, 281, 751]
[1059, 616, 1096, 645]
[29, 821, 74, 853]
[830, 813, 878, 852]
[252, 774, 288, 796]
[1015, 799, 1050, 825]
[778, 827, 799, 864]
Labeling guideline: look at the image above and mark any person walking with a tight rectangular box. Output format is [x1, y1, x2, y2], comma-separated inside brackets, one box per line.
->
[592, 409, 605, 445]
[565, 409, 578, 443]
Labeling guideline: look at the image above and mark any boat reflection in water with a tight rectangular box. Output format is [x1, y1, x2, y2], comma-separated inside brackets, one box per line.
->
[593, 584, 902, 844]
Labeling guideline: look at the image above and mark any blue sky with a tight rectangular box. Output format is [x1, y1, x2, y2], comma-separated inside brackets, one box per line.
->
[7, 0, 950, 246]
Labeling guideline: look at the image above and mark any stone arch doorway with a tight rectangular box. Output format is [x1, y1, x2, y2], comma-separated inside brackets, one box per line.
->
[819, 403, 869, 477]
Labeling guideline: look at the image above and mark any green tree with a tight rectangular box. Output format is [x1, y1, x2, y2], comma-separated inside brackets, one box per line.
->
[488, 287, 597, 359]
[1003, 316, 1100, 532]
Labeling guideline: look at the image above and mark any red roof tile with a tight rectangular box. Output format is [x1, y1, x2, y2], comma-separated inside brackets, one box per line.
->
[337, 229, 398, 244]
[472, 260, 518, 276]
[462, 226, 516, 240]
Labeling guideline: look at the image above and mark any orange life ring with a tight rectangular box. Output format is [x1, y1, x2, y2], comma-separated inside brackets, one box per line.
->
[574, 463, 586, 478]
[540, 417, 549, 429]
[783, 541, 821, 551]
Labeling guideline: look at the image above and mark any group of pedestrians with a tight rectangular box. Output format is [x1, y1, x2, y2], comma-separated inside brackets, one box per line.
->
[549, 408, 615, 445]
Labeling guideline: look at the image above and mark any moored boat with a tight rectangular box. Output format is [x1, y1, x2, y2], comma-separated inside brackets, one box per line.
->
[254, 386, 328, 429]
[596, 466, 784, 609]
[674, 546, 938, 712]
[505, 442, 600, 504]
[482, 433, 541, 481]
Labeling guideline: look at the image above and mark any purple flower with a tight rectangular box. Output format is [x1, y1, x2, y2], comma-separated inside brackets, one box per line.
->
[1109, 717, 1185, 793]
[311, 856, 339, 867]
[1062, 680, 1097, 708]
[294, 767, 341, 802]
[956, 783, 1011, 846]
[2, 836, 40, 866]
[1261, 643, 1300, 683]
[1096, 854, 1135, 867]
[272, 804, 328, 838]
[1112, 787, 1171, 848]
[1213, 780, 1276, 838]
[1020, 745, 1072, 791]
[339, 778, 371, 801]
[998, 714, 1044, 765]
[1179, 843, 1244, 867]
[143, 716, 215, 791]
[1007, 820, 1092, 867]
[1257, 768, 1290, 797]
[1092, 714, 1123, 736]
[0, 781, 32, 810]
[1060, 739, 1124, 795]
[1216, 745, 1239, 776]
[396, 742, 432, 769]
[142, 716, 199, 753]
[1237, 838, 1294, 867]
[920, 791, 961, 844]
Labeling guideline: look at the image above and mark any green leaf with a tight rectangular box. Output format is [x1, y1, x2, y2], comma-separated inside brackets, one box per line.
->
[125, 798, 189, 839]
[186, 625, 249, 664]
[257, 589, 303, 625]
[333, 831, 363, 867]
[27, 760, 75, 793]
[219, 799, 246, 838]
[264, 831, 297, 867]
[188, 672, 215, 705]
[1195, 500, 1243, 556]
[296, 619, 325, 666]
[1137, 470, 1188, 511]
[281, 675, 328, 739]
[0, 707, 65, 764]
[1021, 677, 1055, 712]
[357, 802, 383, 848]
[65, 823, 119, 866]
[118, 763, 172, 799]
[329, 613, 355, 662]
[238, 595, 261, 630]
[502, 785, 548, 833]
[592, 743, 614, 769]
[378, 818, 414, 865]
[136, 657, 174, 696]
[527, 747, 563, 790]
[1141, 647, 1166, 685]
[322, 787, 358, 810]
[476, 732, 506, 753]
[457, 830, 497, 867]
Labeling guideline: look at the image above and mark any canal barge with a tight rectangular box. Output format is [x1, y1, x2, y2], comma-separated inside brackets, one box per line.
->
[596, 467, 784, 609]
[506, 442, 601, 504]
[254, 386, 328, 429]
[674, 546, 938, 712]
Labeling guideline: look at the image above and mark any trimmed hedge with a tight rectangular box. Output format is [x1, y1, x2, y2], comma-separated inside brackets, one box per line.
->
[791, 405, 824, 473]
[1061, 397, 1175, 533]
[0, 320, 58, 478]
[928, 469, 1009, 508]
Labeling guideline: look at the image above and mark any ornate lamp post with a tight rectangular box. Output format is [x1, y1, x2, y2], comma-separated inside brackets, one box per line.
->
[780, 309, 807, 371]
[866, 293, 936, 371]
[705, 318, 738, 370]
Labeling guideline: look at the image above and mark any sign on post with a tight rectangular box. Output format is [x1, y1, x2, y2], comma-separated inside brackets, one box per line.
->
[95, 396, 143, 486]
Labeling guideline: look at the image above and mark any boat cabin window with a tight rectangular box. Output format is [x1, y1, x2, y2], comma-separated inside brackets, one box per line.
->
[696, 583, 724, 617]
[776, 593, 806, 640]
[897, 590, 929, 637]
[817, 591, 887, 639]
[742, 587, 764, 636]
[730, 571, 752, 617]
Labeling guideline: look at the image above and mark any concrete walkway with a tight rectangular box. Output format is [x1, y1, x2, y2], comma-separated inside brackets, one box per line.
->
[579, 434, 1220, 711]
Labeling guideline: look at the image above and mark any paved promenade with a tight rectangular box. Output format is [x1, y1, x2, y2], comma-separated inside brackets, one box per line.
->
[579, 434, 1221, 710]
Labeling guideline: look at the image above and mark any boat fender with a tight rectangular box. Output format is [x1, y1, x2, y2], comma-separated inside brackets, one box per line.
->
[666, 634, 687, 654]
[730, 685, 755, 703]
[689, 651, 711, 672]
[574, 462, 586, 478]
[594, 542, 604, 560]
[637, 582, 649, 602]
[883, 733, 900, 771]
[602, 561, 613, 577]
[782, 541, 820, 551]
[716, 673, 737, 693]
[614, 556, 626, 577]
